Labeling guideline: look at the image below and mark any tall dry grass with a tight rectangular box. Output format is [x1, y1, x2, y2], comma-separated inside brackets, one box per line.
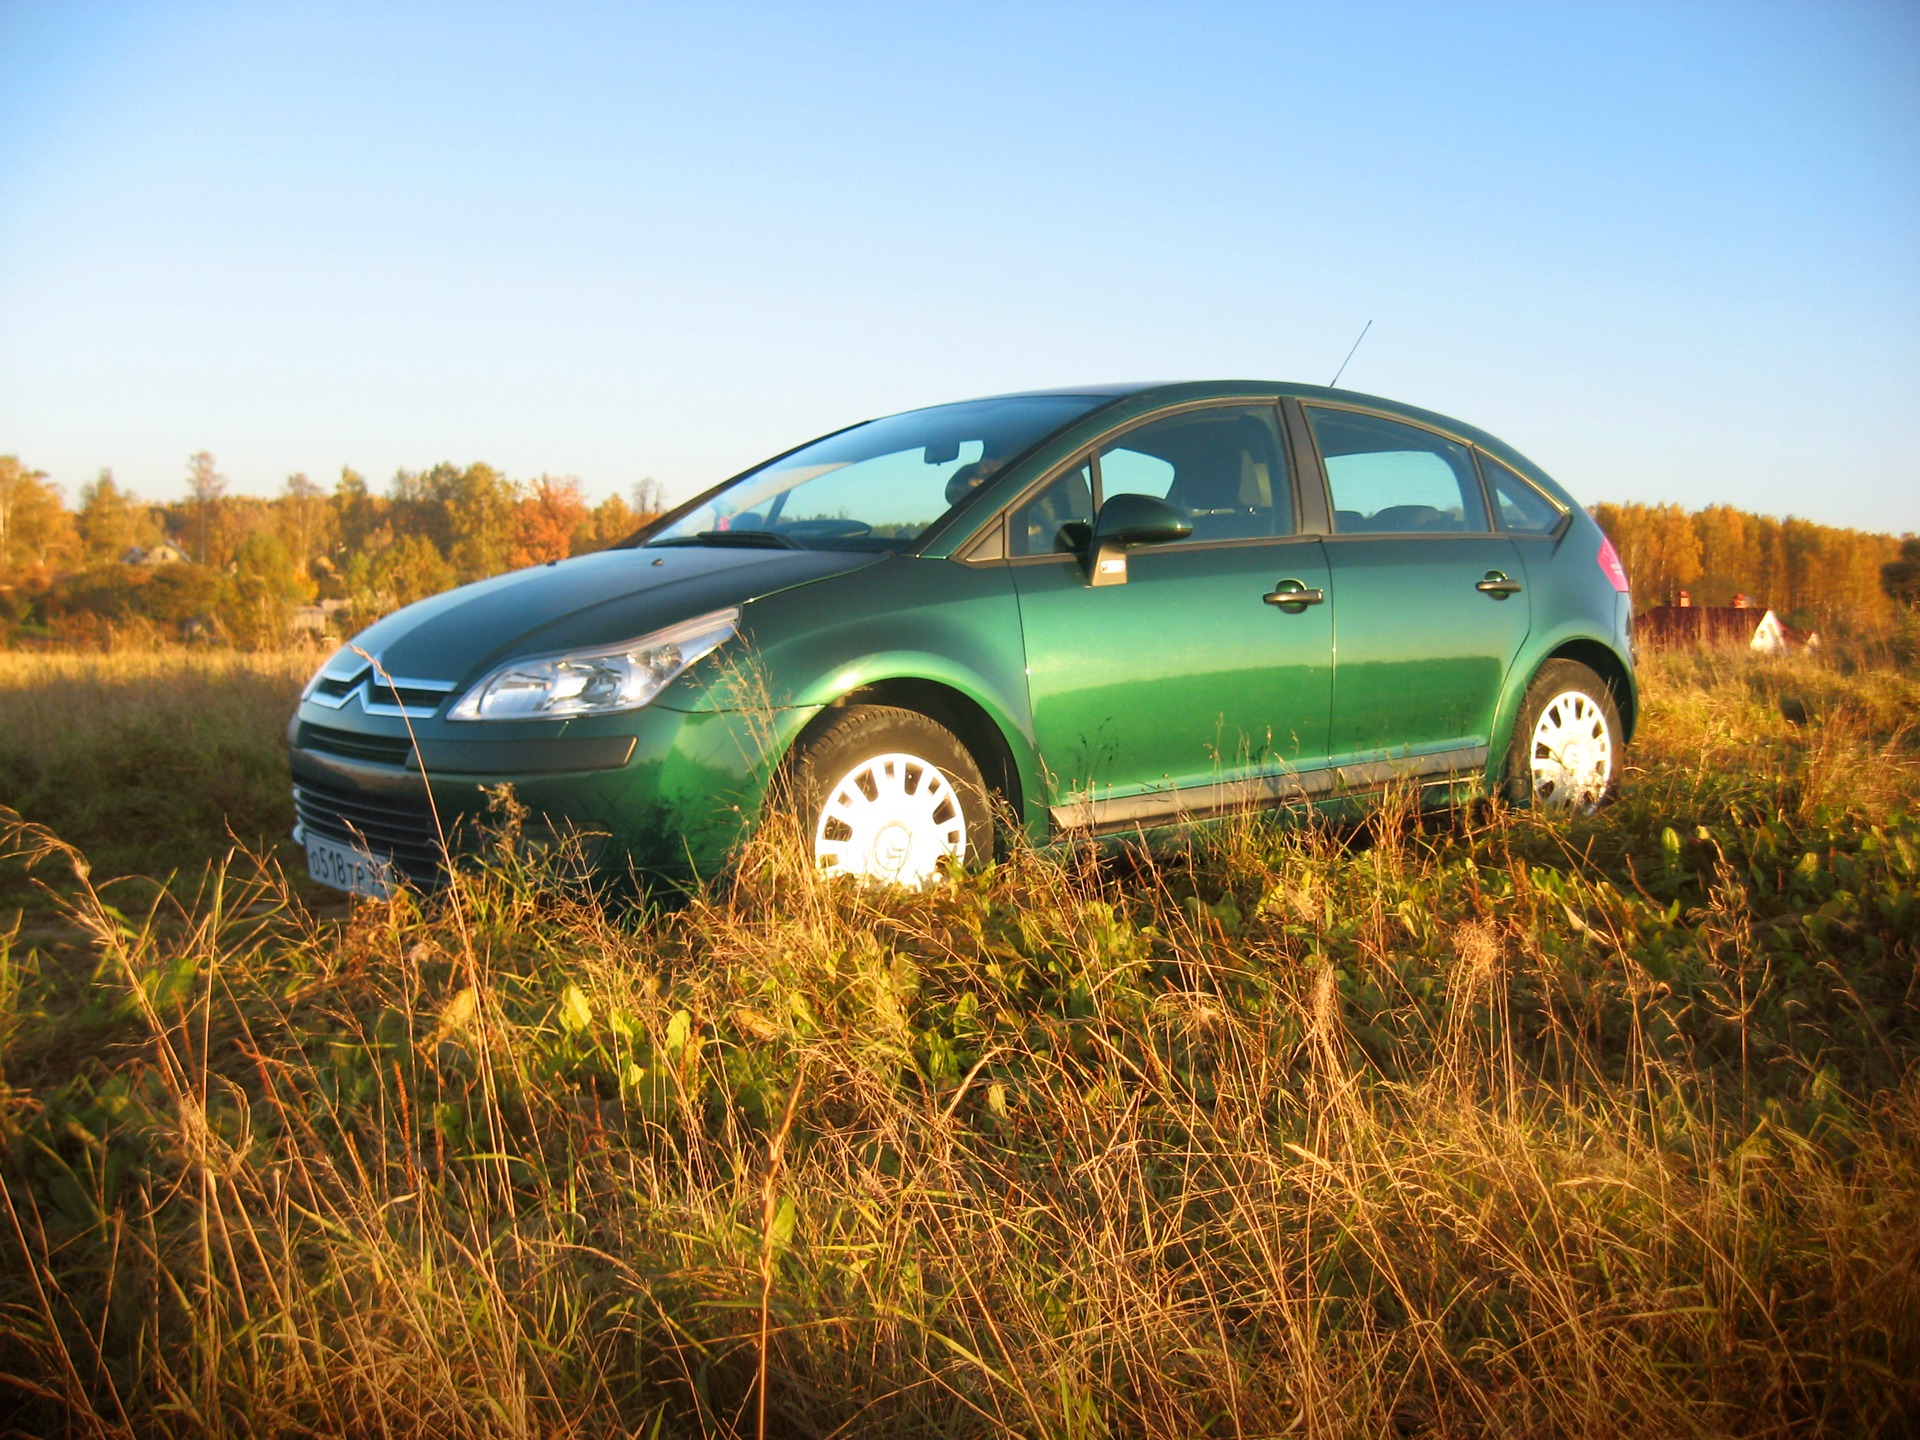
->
[0, 644, 1916, 1437]
[0, 648, 318, 885]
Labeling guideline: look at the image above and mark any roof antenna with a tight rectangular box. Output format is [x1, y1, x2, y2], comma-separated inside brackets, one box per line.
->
[1328, 319, 1372, 388]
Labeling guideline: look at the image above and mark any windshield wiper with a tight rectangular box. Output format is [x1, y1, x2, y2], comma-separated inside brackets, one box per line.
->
[646, 531, 799, 550]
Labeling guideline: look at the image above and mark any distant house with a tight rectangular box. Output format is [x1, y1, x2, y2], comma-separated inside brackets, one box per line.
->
[1638, 592, 1819, 655]
[290, 599, 350, 637]
[122, 542, 189, 567]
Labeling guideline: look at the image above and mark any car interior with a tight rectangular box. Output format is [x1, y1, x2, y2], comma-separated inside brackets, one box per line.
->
[1006, 407, 1293, 557]
[1308, 405, 1489, 535]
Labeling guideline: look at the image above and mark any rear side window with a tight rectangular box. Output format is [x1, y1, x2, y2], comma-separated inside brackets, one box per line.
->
[1306, 407, 1489, 535]
[1479, 452, 1565, 535]
[1097, 405, 1291, 543]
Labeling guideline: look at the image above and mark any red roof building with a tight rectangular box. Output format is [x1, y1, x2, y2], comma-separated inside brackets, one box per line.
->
[1636, 592, 1818, 654]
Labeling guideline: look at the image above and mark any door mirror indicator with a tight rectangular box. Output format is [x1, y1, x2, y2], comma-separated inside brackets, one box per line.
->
[1084, 494, 1192, 586]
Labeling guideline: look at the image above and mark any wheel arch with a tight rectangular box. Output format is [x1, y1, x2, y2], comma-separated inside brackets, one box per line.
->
[1543, 638, 1637, 741]
[787, 674, 1032, 833]
[1487, 631, 1637, 788]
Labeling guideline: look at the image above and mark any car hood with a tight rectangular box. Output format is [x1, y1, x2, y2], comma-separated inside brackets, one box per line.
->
[343, 546, 880, 684]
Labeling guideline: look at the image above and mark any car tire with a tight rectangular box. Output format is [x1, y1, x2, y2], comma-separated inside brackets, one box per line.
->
[787, 705, 992, 885]
[1503, 660, 1622, 811]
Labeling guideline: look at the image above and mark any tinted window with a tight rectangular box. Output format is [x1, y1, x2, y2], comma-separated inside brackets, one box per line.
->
[1010, 460, 1093, 557]
[1480, 452, 1564, 535]
[1097, 405, 1290, 543]
[1306, 408, 1489, 535]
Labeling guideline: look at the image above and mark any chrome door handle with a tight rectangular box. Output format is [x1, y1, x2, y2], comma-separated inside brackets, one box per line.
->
[1265, 579, 1325, 608]
[1476, 571, 1522, 597]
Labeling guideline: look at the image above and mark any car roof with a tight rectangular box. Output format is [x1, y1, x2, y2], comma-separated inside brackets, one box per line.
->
[957, 380, 1469, 433]
[949, 380, 1561, 495]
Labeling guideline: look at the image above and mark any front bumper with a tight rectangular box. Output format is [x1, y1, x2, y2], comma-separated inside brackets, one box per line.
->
[288, 699, 820, 887]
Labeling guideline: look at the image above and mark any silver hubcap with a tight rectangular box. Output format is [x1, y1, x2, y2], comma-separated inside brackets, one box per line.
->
[814, 751, 967, 885]
[1529, 690, 1613, 810]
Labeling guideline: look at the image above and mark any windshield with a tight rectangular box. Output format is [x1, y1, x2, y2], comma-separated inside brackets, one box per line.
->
[646, 394, 1104, 552]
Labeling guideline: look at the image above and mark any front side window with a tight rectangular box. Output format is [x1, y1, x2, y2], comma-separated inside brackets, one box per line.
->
[648, 395, 1101, 552]
[1097, 405, 1291, 543]
[1480, 452, 1565, 535]
[1306, 407, 1489, 535]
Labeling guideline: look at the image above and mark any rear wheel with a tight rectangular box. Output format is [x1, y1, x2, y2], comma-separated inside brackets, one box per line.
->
[788, 705, 990, 885]
[1505, 659, 1621, 811]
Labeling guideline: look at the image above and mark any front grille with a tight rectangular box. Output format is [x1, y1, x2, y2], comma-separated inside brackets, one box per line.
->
[294, 779, 447, 885]
[366, 678, 453, 712]
[298, 722, 415, 767]
[309, 666, 457, 716]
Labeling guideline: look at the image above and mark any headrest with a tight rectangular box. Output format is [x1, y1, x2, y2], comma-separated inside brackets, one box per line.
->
[944, 459, 1002, 507]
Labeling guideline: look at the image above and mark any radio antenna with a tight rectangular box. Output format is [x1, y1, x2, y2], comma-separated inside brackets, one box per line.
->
[1328, 319, 1372, 388]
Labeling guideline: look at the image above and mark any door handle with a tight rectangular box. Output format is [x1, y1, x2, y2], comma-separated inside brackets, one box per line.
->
[1264, 579, 1325, 609]
[1476, 571, 1523, 597]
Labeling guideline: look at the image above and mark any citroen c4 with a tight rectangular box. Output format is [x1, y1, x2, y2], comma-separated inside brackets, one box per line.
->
[289, 381, 1635, 895]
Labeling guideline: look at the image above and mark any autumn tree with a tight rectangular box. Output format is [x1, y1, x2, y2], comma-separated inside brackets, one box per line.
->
[141, 562, 223, 629]
[1884, 538, 1920, 611]
[343, 533, 457, 624]
[632, 476, 667, 517]
[220, 530, 309, 648]
[0, 456, 77, 578]
[575, 493, 640, 553]
[186, 451, 228, 565]
[333, 467, 388, 558]
[75, 470, 149, 563]
[512, 475, 589, 566]
[388, 462, 518, 582]
[275, 472, 337, 578]
[1693, 504, 1757, 606]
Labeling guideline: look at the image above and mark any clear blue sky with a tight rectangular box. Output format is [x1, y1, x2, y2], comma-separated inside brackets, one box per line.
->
[3, 0, 1916, 530]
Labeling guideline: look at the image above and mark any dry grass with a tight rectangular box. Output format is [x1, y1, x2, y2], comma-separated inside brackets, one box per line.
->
[0, 648, 318, 888]
[1, 644, 1916, 1437]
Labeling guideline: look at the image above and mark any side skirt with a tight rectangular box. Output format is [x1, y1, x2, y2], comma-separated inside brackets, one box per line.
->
[1048, 745, 1490, 837]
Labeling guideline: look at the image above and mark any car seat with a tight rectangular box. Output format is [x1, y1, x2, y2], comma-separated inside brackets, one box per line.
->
[1164, 424, 1274, 541]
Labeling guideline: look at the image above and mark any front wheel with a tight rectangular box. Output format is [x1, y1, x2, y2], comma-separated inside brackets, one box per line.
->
[787, 705, 991, 886]
[1504, 660, 1622, 811]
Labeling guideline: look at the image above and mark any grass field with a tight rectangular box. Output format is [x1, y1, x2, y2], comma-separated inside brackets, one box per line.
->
[1, 644, 1917, 1436]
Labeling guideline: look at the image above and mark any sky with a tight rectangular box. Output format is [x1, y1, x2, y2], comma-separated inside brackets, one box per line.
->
[1, 0, 1916, 530]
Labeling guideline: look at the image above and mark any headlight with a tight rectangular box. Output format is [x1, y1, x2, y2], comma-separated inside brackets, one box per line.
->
[446, 608, 739, 722]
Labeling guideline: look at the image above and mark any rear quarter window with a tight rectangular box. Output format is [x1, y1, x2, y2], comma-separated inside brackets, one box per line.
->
[1479, 452, 1566, 535]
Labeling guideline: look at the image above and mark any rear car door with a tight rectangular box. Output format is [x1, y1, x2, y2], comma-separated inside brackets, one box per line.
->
[1006, 402, 1335, 828]
[1302, 404, 1531, 774]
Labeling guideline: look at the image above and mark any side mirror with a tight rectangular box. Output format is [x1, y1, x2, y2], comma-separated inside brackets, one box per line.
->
[1085, 493, 1192, 586]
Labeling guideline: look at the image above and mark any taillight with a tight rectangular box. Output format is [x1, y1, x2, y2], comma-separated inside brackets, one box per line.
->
[1597, 536, 1630, 593]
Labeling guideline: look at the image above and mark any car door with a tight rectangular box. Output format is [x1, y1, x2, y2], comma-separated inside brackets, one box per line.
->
[1006, 403, 1335, 829]
[1301, 404, 1531, 774]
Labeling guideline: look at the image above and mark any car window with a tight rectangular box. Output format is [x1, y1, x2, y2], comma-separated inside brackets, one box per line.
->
[1009, 460, 1094, 557]
[1097, 405, 1291, 543]
[1306, 407, 1489, 535]
[647, 394, 1102, 551]
[1479, 452, 1564, 535]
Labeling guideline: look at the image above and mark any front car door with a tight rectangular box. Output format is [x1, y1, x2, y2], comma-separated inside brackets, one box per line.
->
[1006, 402, 1335, 831]
[1302, 404, 1532, 782]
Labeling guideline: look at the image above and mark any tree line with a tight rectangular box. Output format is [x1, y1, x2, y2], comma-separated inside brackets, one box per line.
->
[1586, 501, 1911, 633]
[1, 452, 1913, 648]
[0, 453, 664, 647]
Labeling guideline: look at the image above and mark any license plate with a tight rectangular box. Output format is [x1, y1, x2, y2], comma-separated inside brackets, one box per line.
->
[305, 834, 395, 899]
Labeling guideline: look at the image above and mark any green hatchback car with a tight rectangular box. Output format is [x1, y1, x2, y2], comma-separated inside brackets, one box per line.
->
[290, 381, 1635, 895]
